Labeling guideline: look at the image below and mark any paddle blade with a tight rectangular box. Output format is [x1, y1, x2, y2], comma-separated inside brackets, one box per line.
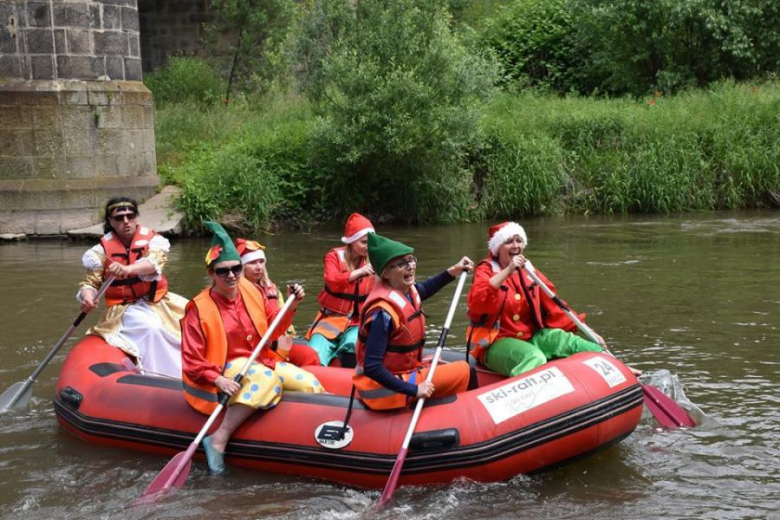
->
[0, 382, 32, 412]
[141, 451, 192, 499]
[642, 383, 696, 428]
[377, 447, 408, 509]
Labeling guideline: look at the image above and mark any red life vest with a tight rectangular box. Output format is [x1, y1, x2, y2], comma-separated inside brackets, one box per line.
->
[256, 281, 280, 313]
[254, 280, 296, 337]
[182, 278, 270, 415]
[316, 247, 374, 318]
[466, 258, 544, 363]
[100, 226, 168, 306]
[353, 282, 426, 410]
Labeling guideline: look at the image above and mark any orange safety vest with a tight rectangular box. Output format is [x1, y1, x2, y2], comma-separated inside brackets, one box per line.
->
[100, 226, 168, 306]
[353, 282, 426, 410]
[466, 258, 544, 363]
[182, 277, 269, 415]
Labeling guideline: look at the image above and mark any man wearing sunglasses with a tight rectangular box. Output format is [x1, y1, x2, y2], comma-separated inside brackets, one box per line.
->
[76, 196, 188, 378]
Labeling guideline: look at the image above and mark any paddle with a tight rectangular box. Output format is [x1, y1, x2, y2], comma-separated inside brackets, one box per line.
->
[0, 275, 117, 412]
[522, 266, 696, 428]
[139, 291, 298, 502]
[377, 271, 469, 509]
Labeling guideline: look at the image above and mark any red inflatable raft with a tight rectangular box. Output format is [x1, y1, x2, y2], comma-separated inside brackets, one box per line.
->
[55, 336, 643, 488]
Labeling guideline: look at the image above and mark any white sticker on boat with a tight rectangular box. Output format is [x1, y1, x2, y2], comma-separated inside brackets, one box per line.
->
[477, 367, 575, 425]
[314, 421, 353, 450]
[583, 357, 626, 388]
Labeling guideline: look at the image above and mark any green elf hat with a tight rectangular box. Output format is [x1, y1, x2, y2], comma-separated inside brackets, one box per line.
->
[368, 233, 414, 275]
[204, 221, 241, 266]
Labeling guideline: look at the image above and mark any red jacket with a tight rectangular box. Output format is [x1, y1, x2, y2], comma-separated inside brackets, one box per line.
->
[316, 247, 374, 324]
[466, 257, 581, 360]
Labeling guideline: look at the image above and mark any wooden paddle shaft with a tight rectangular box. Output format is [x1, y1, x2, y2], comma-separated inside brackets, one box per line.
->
[523, 267, 604, 346]
[1, 275, 116, 411]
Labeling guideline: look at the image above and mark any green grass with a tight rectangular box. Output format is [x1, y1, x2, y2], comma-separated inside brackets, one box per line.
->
[477, 81, 780, 216]
[154, 81, 780, 231]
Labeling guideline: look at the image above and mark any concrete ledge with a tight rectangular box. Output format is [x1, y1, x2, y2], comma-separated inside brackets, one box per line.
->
[0, 233, 27, 242]
[0, 79, 158, 235]
[68, 185, 183, 239]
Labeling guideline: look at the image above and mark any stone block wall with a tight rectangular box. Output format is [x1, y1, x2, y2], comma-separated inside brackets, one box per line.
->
[137, 0, 215, 73]
[0, 0, 142, 81]
[0, 80, 158, 234]
[0, 1, 158, 235]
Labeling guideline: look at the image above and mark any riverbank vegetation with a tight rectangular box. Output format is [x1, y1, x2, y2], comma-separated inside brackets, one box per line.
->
[147, 0, 780, 232]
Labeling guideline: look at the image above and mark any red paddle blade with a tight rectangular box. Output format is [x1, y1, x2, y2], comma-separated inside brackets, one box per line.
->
[377, 447, 408, 509]
[141, 451, 192, 499]
[642, 383, 696, 428]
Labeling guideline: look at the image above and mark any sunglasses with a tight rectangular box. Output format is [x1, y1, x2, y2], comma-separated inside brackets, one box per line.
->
[111, 212, 137, 223]
[214, 264, 243, 278]
[390, 256, 417, 270]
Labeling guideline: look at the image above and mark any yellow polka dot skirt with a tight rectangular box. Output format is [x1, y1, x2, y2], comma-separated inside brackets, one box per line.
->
[223, 357, 325, 410]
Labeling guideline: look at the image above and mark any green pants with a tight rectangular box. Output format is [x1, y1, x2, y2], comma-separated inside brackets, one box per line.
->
[308, 326, 359, 366]
[483, 328, 603, 378]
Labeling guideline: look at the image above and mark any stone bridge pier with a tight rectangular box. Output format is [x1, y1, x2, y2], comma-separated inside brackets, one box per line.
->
[0, 0, 158, 235]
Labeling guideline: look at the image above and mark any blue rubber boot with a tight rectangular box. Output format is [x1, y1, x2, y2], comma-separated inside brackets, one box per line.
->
[202, 435, 226, 475]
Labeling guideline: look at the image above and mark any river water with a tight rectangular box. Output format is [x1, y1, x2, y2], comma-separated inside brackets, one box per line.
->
[1, 211, 778, 520]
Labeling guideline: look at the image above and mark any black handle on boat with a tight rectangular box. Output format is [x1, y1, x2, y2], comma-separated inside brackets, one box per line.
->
[0, 275, 116, 412]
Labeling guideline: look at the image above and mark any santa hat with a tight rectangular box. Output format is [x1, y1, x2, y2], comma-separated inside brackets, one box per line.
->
[235, 238, 266, 264]
[487, 222, 528, 256]
[341, 212, 375, 244]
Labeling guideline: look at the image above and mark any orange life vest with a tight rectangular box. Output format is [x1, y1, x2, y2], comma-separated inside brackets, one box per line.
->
[100, 226, 168, 306]
[353, 282, 426, 410]
[182, 277, 269, 415]
[466, 258, 544, 363]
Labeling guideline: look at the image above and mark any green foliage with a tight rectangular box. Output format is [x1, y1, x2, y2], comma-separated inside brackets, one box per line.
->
[475, 134, 567, 218]
[448, 0, 513, 29]
[160, 93, 316, 232]
[572, 0, 780, 95]
[481, 0, 580, 92]
[144, 57, 224, 106]
[298, 0, 499, 222]
[290, 0, 354, 102]
[208, 0, 297, 96]
[480, 0, 780, 96]
[154, 100, 251, 168]
[476, 82, 780, 216]
[178, 149, 281, 233]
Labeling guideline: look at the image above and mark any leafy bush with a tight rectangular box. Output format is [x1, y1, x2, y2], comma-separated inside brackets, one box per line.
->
[157, 80, 780, 231]
[480, 0, 780, 96]
[297, 0, 498, 222]
[572, 0, 780, 96]
[163, 93, 316, 231]
[207, 0, 297, 97]
[481, 0, 580, 92]
[144, 57, 224, 106]
[178, 149, 282, 233]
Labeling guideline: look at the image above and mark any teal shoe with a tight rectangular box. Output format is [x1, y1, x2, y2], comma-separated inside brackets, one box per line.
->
[202, 435, 226, 475]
